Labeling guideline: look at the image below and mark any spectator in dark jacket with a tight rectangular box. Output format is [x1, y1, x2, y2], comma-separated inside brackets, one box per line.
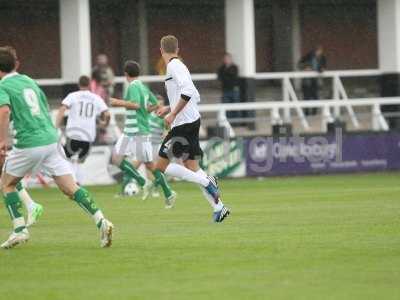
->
[217, 53, 240, 119]
[298, 46, 327, 115]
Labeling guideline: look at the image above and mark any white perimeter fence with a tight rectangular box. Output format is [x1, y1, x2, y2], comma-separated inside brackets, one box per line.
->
[41, 69, 400, 137]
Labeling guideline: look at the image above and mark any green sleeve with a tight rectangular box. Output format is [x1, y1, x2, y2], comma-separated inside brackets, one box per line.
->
[148, 90, 158, 106]
[125, 85, 140, 103]
[39, 88, 50, 110]
[0, 87, 10, 107]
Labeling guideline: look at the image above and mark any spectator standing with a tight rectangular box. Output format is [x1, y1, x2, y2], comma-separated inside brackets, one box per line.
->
[217, 53, 241, 120]
[91, 54, 115, 103]
[298, 46, 327, 115]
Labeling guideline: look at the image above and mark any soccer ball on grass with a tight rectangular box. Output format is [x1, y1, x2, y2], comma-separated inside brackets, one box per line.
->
[124, 181, 140, 196]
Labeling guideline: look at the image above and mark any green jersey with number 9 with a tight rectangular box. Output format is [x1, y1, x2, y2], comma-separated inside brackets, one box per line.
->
[0, 73, 58, 148]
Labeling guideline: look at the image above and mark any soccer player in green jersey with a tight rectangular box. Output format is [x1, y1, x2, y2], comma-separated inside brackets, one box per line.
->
[110, 61, 176, 208]
[0, 47, 113, 249]
[132, 94, 168, 199]
[0, 46, 44, 227]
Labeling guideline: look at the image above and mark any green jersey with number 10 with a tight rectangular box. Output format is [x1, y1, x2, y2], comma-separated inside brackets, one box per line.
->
[0, 73, 58, 149]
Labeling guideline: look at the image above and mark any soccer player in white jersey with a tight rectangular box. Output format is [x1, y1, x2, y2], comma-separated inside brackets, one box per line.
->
[155, 35, 230, 222]
[56, 76, 110, 183]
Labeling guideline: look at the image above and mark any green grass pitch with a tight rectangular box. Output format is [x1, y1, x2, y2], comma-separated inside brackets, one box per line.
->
[0, 172, 399, 300]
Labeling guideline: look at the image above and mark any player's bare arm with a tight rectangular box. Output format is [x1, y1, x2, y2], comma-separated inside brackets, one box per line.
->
[110, 97, 140, 110]
[98, 110, 111, 128]
[0, 105, 10, 158]
[164, 98, 188, 126]
[147, 103, 159, 113]
[55, 104, 68, 128]
[156, 105, 170, 117]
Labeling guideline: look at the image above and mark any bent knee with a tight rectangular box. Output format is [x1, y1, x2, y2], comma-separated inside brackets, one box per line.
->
[60, 186, 77, 199]
[145, 162, 155, 172]
[2, 183, 17, 194]
[111, 154, 123, 166]
[183, 160, 199, 172]
[1, 176, 21, 194]
[54, 175, 79, 199]
[155, 160, 168, 173]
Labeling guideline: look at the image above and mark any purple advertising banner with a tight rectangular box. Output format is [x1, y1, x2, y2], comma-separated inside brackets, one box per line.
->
[245, 132, 400, 177]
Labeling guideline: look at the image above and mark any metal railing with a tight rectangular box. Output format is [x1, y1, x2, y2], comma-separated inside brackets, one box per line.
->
[197, 97, 393, 133]
[254, 69, 382, 132]
[93, 97, 394, 141]
[36, 73, 217, 86]
[36, 69, 382, 86]
[42, 69, 388, 135]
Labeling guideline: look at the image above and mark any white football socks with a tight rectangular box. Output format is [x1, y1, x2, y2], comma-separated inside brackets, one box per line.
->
[13, 217, 26, 231]
[196, 169, 224, 212]
[93, 210, 105, 227]
[164, 163, 224, 212]
[165, 163, 209, 187]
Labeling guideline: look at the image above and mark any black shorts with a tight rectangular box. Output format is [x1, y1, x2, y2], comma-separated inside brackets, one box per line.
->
[159, 118, 203, 161]
[64, 138, 91, 161]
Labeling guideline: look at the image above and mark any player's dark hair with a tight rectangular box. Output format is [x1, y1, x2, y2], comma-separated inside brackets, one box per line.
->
[124, 61, 140, 77]
[0, 47, 16, 73]
[4, 46, 18, 60]
[79, 75, 90, 87]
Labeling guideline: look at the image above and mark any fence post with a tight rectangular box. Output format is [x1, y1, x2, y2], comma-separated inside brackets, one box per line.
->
[372, 103, 389, 131]
[217, 109, 235, 137]
[271, 107, 282, 125]
[322, 105, 333, 132]
[282, 77, 291, 123]
[372, 103, 381, 131]
[332, 76, 341, 118]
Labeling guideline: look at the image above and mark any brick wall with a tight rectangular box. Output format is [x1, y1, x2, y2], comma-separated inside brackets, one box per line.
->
[147, 0, 225, 74]
[254, 2, 274, 72]
[90, 0, 126, 76]
[0, 0, 378, 78]
[300, 2, 378, 69]
[0, 0, 60, 78]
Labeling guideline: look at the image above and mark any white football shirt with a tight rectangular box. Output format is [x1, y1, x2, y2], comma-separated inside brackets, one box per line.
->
[62, 90, 108, 142]
[165, 58, 201, 128]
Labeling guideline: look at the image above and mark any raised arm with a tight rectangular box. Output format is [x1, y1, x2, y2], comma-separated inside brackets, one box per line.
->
[110, 97, 140, 110]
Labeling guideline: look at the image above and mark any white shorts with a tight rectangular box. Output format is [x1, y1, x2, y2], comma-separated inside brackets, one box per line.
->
[3, 143, 73, 178]
[114, 134, 153, 163]
[152, 143, 161, 161]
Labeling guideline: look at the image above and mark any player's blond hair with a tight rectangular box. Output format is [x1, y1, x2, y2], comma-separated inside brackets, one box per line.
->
[160, 35, 178, 54]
